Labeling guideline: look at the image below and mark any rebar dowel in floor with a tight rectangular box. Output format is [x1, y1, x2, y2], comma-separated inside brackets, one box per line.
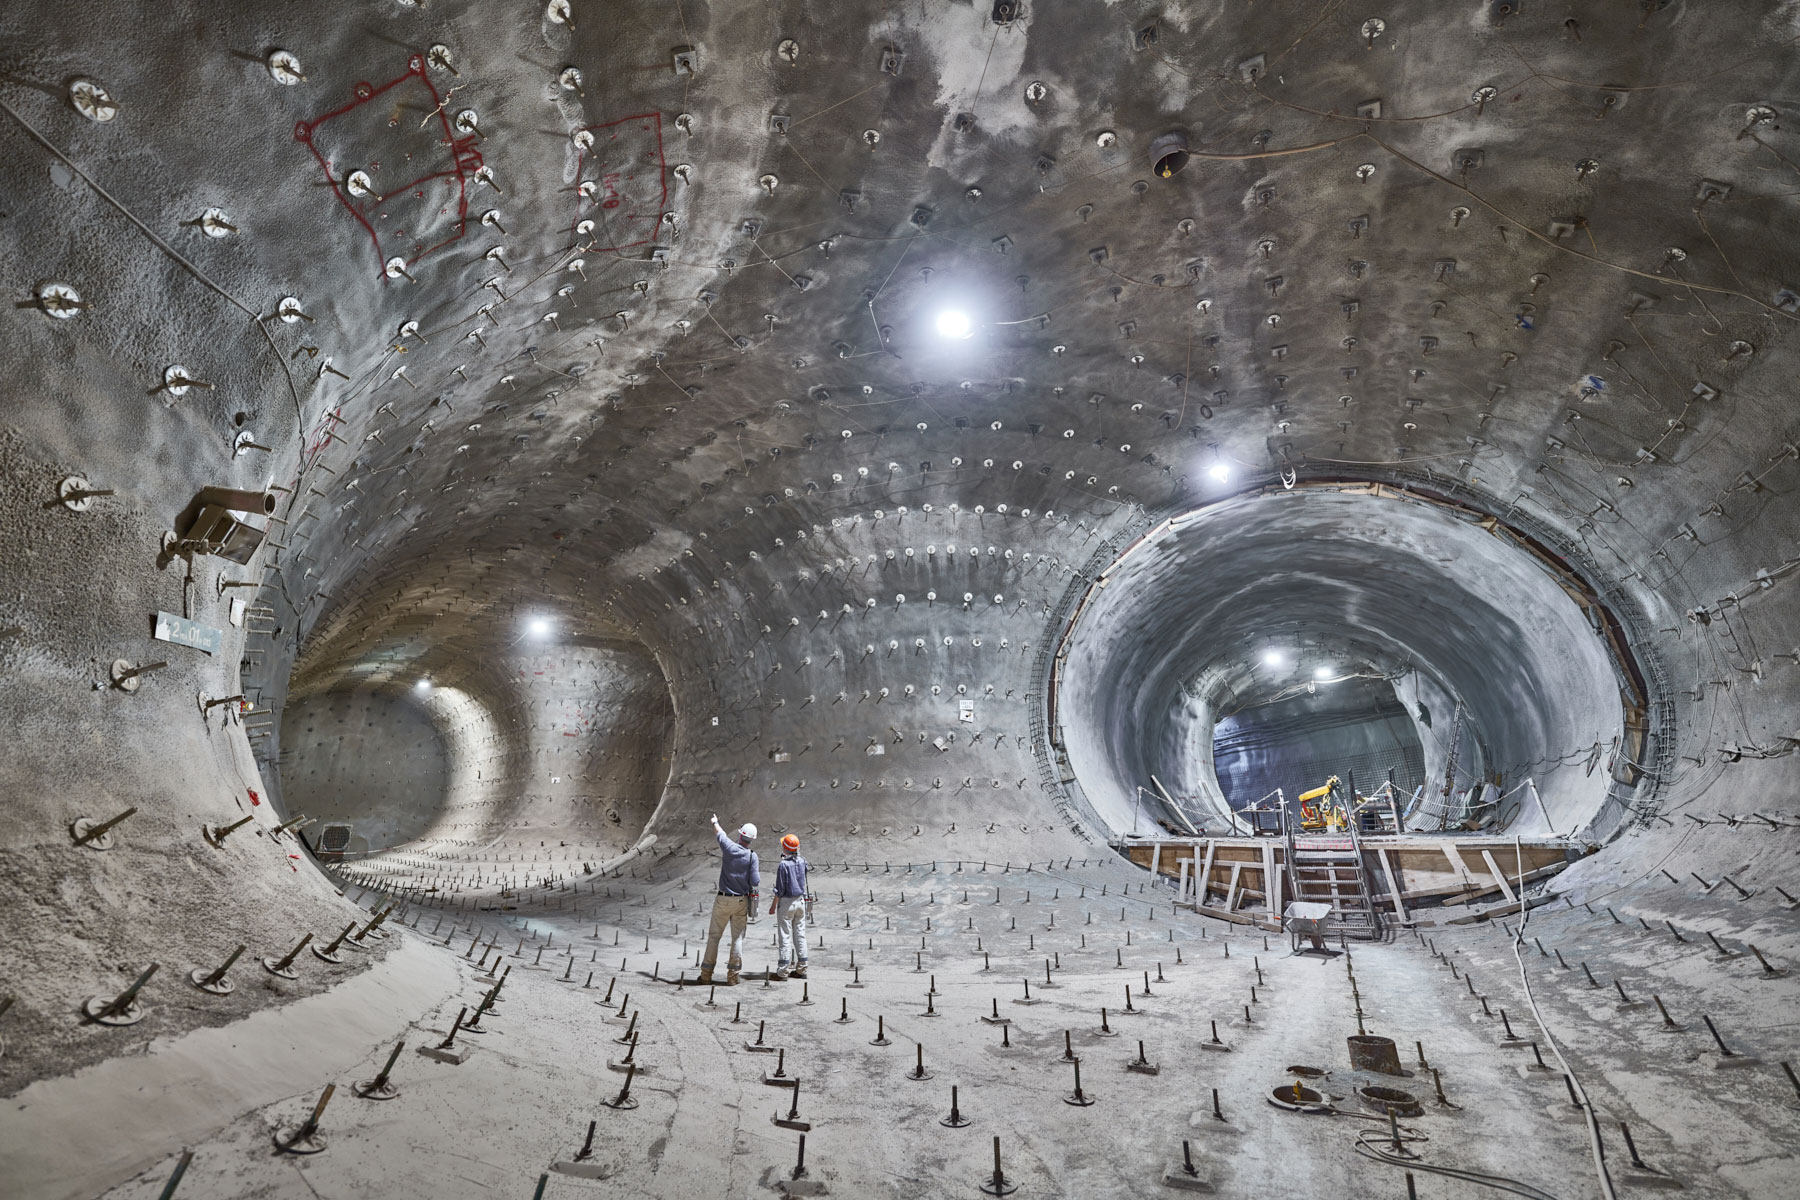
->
[942, 1084, 970, 1128]
[155, 1150, 193, 1200]
[979, 1136, 1018, 1196]
[606, 1061, 639, 1109]
[272, 1084, 334, 1154]
[354, 1039, 406, 1099]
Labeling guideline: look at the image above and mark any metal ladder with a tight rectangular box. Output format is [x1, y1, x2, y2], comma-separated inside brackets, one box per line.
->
[1436, 701, 1466, 829]
[1284, 814, 1384, 941]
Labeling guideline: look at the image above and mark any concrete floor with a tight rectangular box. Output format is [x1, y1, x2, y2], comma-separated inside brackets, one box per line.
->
[3, 849, 1787, 1199]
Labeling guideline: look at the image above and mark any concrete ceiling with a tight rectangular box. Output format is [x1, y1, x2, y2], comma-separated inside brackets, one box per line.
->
[7, 1, 1796, 807]
[6, 3, 1789, 599]
[4, 0, 1797, 832]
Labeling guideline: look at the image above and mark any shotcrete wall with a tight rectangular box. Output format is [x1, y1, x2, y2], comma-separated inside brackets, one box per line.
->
[280, 688, 451, 855]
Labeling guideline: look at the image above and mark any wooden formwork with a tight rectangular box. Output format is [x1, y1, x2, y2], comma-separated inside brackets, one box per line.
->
[1123, 835, 1579, 927]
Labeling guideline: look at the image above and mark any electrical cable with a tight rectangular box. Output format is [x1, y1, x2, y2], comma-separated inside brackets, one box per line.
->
[1351, 1126, 1565, 1200]
[1501, 31, 1800, 95]
[1362, 130, 1797, 321]
[0, 95, 255, 320]
[1187, 133, 1369, 162]
[1511, 837, 1619, 1200]
[1252, 78, 1532, 127]
[0, 93, 305, 433]
[1342, 857, 1623, 1200]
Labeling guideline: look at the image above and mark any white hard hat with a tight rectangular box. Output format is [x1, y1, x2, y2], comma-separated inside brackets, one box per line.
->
[739, 822, 758, 840]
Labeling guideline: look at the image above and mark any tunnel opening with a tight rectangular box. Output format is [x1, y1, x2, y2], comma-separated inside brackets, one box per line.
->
[264, 611, 679, 888]
[278, 685, 452, 858]
[1050, 482, 1656, 847]
[1209, 675, 1431, 830]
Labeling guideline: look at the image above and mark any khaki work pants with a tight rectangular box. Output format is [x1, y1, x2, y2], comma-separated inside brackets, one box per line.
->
[702, 894, 749, 973]
[775, 898, 807, 968]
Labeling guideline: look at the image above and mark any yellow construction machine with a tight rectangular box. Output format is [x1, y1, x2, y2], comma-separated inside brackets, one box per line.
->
[1294, 776, 1349, 833]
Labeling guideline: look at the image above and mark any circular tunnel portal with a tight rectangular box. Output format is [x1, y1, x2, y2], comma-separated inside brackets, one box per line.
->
[1053, 485, 1650, 842]
[274, 634, 677, 873]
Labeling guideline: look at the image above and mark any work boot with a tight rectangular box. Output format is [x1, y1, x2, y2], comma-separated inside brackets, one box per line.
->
[789, 964, 807, 978]
[697, 970, 713, 985]
[769, 968, 789, 981]
[724, 971, 741, 986]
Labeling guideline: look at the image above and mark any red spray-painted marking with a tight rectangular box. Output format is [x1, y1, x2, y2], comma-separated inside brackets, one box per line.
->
[294, 55, 482, 279]
[571, 113, 667, 252]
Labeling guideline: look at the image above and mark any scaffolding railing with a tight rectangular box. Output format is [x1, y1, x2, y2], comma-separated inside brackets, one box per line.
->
[1232, 788, 1285, 837]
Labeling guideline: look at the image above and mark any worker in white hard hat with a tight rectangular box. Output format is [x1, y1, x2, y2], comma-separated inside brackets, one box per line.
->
[699, 813, 760, 985]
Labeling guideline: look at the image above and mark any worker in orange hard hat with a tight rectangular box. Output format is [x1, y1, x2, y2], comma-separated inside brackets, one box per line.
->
[768, 832, 812, 980]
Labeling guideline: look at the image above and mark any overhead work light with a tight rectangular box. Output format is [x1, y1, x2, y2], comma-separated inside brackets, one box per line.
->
[934, 309, 974, 339]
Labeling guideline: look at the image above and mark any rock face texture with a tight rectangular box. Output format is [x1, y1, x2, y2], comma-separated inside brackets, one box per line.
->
[2, 2, 1799, 1195]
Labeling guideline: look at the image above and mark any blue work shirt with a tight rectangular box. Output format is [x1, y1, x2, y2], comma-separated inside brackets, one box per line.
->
[774, 854, 808, 898]
[716, 828, 761, 896]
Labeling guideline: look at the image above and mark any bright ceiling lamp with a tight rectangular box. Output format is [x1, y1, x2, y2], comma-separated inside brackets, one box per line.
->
[415, 678, 432, 692]
[1206, 444, 1232, 482]
[528, 617, 552, 637]
[1313, 665, 1334, 680]
[1261, 649, 1285, 668]
[934, 309, 973, 339]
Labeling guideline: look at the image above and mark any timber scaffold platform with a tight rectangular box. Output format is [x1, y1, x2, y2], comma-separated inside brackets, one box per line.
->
[1119, 834, 1583, 933]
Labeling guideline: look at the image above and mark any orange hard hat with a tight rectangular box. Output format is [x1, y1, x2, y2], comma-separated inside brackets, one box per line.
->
[781, 834, 800, 852]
